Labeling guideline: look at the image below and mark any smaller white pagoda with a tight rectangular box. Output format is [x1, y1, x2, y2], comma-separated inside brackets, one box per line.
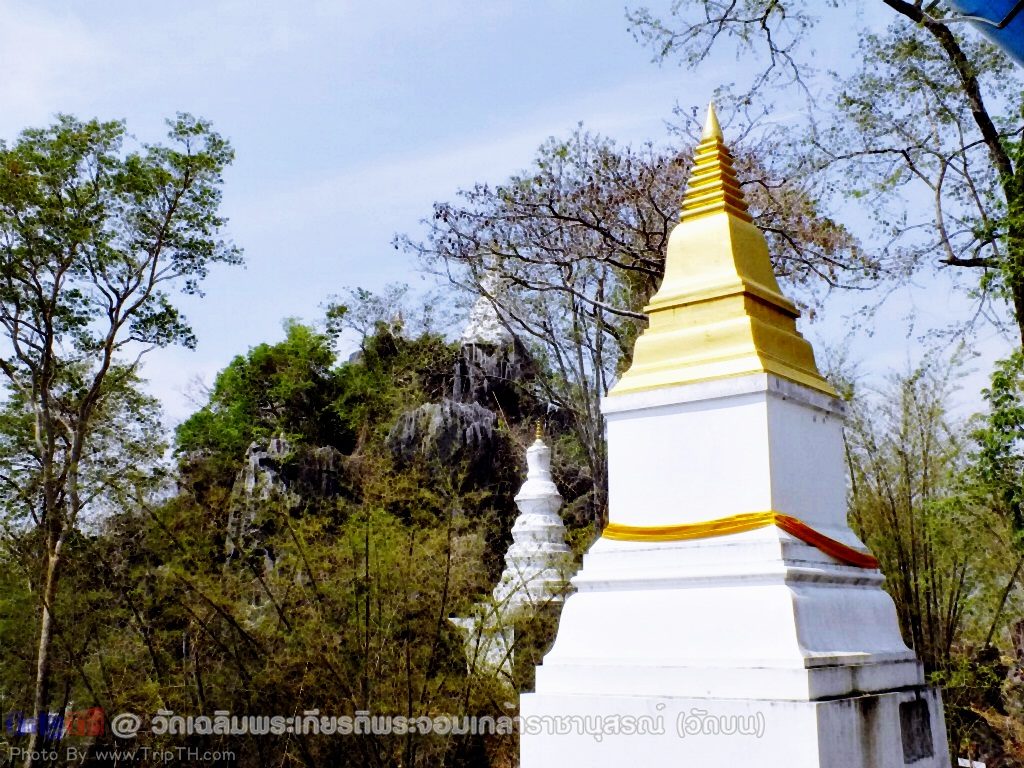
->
[451, 427, 575, 682]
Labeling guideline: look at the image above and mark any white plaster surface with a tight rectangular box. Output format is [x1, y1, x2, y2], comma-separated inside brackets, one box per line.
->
[451, 436, 574, 680]
[520, 689, 949, 768]
[521, 373, 950, 766]
[604, 374, 847, 528]
[492, 436, 574, 614]
[461, 272, 514, 346]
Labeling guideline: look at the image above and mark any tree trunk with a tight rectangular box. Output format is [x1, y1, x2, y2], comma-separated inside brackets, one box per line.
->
[24, 549, 61, 768]
[1006, 195, 1024, 345]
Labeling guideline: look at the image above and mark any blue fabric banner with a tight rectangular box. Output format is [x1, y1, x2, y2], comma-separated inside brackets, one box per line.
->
[945, 0, 1024, 65]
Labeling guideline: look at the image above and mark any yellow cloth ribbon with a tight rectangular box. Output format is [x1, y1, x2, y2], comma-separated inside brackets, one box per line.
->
[602, 511, 879, 569]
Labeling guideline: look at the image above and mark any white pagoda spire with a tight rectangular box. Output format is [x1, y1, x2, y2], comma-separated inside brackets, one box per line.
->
[461, 270, 513, 347]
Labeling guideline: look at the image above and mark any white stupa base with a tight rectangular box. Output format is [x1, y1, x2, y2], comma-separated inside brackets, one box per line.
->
[521, 519, 943, 764]
[519, 373, 949, 766]
[520, 688, 949, 768]
[450, 615, 515, 682]
[536, 528, 920, 701]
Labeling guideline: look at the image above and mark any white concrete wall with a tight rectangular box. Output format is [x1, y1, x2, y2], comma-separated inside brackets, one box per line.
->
[521, 689, 949, 768]
[603, 374, 846, 528]
[766, 382, 847, 528]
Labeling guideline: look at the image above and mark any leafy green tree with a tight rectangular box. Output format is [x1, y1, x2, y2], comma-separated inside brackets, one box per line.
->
[0, 541, 36, 718]
[333, 326, 458, 443]
[74, 456, 497, 766]
[845, 359, 1016, 661]
[843, 355, 1024, 758]
[0, 113, 239, 766]
[970, 350, 1024, 544]
[176, 321, 346, 480]
[176, 317, 459, 481]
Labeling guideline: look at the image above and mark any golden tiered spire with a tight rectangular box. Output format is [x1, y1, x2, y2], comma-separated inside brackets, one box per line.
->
[608, 103, 835, 398]
[680, 106, 752, 223]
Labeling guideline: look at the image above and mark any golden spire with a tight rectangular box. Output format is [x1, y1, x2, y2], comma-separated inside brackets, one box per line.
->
[701, 101, 723, 139]
[608, 102, 835, 398]
[535, 420, 544, 441]
[680, 104, 752, 223]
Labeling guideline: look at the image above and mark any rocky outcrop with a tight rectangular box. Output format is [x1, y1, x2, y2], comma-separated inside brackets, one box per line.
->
[232, 437, 294, 500]
[226, 436, 345, 568]
[453, 287, 533, 417]
[453, 337, 533, 417]
[386, 399, 499, 478]
[390, 278, 534, 475]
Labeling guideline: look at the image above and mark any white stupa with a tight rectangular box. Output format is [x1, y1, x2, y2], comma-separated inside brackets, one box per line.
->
[451, 427, 574, 681]
[519, 105, 950, 767]
[492, 427, 575, 615]
[461, 270, 514, 347]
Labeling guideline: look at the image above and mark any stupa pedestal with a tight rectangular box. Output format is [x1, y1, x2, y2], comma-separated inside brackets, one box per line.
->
[520, 105, 949, 767]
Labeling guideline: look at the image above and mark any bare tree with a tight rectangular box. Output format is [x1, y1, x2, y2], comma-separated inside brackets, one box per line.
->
[401, 127, 865, 525]
[628, 1, 1024, 341]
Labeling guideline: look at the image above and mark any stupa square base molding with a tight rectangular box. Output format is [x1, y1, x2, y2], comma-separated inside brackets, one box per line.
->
[520, 689, 949, 768]
[535, 577, 921, 700]
[604, 373, 848, 530]
[542, 520, 919, 696]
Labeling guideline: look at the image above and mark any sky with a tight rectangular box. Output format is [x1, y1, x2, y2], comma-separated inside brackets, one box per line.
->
[0, 0, 1014, 425]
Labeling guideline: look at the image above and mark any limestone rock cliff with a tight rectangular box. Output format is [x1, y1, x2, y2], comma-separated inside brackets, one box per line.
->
[225, 436, 346, 568]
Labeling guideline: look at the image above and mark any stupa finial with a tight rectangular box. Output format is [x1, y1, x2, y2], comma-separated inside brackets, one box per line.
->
[535, 421, 543, 441]
[607, 99, 835, 398]
[702, 101, 723, 141]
